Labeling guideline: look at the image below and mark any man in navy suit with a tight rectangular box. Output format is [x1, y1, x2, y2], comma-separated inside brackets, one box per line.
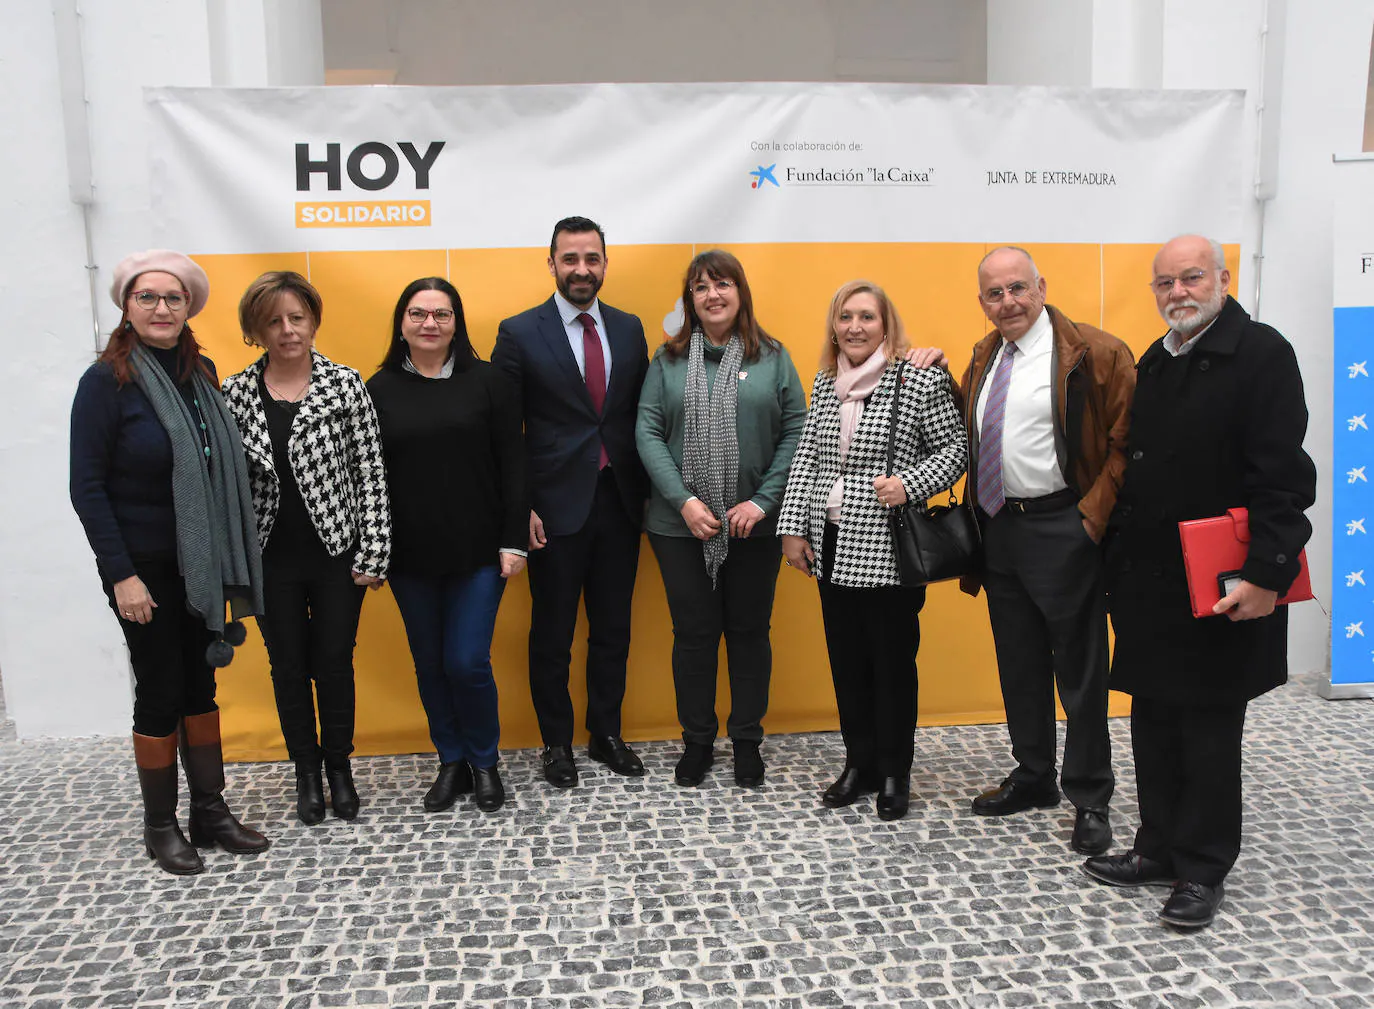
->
[492, 217, 650, 788]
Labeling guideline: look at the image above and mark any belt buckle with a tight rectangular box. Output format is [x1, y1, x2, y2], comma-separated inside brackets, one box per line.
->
[1009, 499, 1027, 514]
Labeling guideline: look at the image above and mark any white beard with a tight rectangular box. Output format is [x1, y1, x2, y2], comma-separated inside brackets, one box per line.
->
[1163, 286, 1227, 336]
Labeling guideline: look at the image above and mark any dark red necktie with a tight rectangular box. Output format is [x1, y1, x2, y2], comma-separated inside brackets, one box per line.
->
[577, 313, 610, 469]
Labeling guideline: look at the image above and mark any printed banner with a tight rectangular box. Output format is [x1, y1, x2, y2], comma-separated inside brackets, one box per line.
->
[146, 83, 1245, 759]
[1330, 159, 1374, 698]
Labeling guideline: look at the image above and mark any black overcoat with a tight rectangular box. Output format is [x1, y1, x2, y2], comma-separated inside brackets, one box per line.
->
[1105, 297, 1316, 704]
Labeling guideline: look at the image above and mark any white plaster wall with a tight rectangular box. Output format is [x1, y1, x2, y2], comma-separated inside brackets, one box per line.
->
[986, 0, 1094, 85]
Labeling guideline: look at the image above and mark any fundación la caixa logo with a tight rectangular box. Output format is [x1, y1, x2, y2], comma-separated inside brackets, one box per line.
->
[294, 141, 445, 228]
[747, 161, 933, 190]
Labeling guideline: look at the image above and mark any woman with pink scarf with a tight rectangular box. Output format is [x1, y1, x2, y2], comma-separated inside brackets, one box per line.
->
[778, 280, 966, 820]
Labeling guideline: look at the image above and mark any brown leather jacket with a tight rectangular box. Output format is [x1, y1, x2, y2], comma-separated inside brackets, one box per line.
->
[955, 304, 1135, 595]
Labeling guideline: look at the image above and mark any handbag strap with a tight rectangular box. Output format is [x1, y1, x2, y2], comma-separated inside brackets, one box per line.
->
[885, 359, 906, 478]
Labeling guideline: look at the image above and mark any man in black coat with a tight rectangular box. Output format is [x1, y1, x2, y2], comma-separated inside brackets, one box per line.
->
[491, 217, 650, 789]
[1084, 235, 1316, 929]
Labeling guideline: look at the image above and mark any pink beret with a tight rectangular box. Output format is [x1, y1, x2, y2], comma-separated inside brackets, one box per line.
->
[109, 250, 210, 318]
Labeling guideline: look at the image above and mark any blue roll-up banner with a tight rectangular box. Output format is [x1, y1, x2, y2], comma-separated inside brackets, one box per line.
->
[1329, 157, 1374, 699]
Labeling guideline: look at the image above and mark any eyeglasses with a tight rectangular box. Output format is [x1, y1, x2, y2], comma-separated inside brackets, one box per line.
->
[406, 307, 456, 324]
[131, 290, 188, 311]
[1151, 269, 1210, 294]
[691, 278, 736, 297]
[979, 281, 1035, 305]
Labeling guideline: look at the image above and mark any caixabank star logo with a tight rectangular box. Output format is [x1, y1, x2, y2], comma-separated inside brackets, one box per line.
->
[294, 141, 444, 228]
[749, 164, 780, 190]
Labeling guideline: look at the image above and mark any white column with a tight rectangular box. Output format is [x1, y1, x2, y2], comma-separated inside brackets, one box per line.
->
[1091, 0, 1163, 88]
[986, 0, 1093, 86]
[207, 0, 323, 86]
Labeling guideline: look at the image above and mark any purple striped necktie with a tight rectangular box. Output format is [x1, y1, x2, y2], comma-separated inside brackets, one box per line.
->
[975, 342, 1017, 516]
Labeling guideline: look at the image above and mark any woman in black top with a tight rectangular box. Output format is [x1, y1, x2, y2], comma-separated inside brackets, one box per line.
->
[221, 272, 390, 826]
[70, 249, 269, 875]
[366, 278, 527, 814]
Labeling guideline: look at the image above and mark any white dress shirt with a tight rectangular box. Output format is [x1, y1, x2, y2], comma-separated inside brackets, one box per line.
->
[553, 290, 612, 391]
[975, 307, 1067, 499]
[1163, 317, 1215, 357]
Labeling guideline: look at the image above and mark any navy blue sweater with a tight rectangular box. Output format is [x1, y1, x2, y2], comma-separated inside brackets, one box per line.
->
[70, 348, 217, 584]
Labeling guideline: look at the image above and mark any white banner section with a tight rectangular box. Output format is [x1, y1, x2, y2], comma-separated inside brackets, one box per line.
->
[147, 83, 1244, 253]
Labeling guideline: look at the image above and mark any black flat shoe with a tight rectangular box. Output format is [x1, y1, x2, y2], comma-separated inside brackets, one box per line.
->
[1159, 880, 1224, 929]
[1071, 806, 1112, 855]
[295, 762, 326, 825]
[424, 761, 472, 812]
[875, 776, 910, 821]
[674, 743, 714, 787]
[541, 745, 578, 788]
[587, 735, 645, 777]
[971, 776, 1060, 816]
[473, 765, 505, 812]
[325, 761, 360, 820]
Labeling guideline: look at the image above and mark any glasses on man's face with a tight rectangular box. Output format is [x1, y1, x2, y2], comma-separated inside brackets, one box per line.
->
[131, 290, 188, 311]
[691, 278, 736, 298]
[406, 307, 455, 324]
[979, 281, 1035, 305]
[1151, 269, 1210, 294]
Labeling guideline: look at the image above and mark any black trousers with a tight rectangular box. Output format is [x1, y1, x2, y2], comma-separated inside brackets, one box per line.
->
[648, 532, 782, 745]
[979, 499, 1114, 809]
[256, 548, 366, 766]
[816, 524, 925, 777]
[1131, 695, 1248, 886]
[527, 467, 642, 745]
[102, 556, 217, 737]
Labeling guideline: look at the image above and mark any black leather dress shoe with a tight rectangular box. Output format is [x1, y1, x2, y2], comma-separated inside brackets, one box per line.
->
[875, 776, 910, 821]
[1071, 806, 1112, 855]
[675, 743, 714, 786]
[971, 776, 1060, 816]
[423, 761, 472, 812]
[587, 735, 645, 777]
[1159, 880, 1224, 928]
[472, 765, 505, 812]
[1082, 850, 1176, 888]
[822, 767, 864, 807]
[541, 745, 579, 788]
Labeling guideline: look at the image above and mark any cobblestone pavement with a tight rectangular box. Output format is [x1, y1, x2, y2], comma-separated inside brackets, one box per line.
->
[0, 672, 1369, 1008]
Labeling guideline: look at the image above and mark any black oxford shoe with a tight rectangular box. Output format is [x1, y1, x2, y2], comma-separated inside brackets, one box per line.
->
[424, 761, 472, 812]
[1082, 850, 1176, 888]
[587, 735, 645, 777]
[541, 745, 579, 788]
[472, 765, 505, 812]
[674, 743, 714, 786]
[1071, 806, 1112, 855]
[971, 776, 1060, 816]
[1159, 880, 1224, 929]
[875, 776, 910, 821]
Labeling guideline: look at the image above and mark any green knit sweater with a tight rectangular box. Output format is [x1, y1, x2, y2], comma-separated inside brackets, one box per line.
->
[635, 338, 807, 538]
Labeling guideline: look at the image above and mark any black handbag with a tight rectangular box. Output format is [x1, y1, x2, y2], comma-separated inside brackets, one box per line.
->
[884, 361, 980, 586]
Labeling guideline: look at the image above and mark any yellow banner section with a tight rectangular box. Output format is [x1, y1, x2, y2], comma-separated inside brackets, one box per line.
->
[193, 241, 1237, 762]
[296, 200, 431, 228]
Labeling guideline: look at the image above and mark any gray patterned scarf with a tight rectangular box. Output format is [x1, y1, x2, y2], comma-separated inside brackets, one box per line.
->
[130, 341, 264, 629]
[682, 329, 744, 586]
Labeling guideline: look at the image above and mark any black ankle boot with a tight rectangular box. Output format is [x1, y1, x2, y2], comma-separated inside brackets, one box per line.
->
[295, 761, 326, 825]
[133, 732, 204, 876]
[876, 775, 911, 821]
[675, 742, 714, 786]
[473, 765, 505, 812]
[325, 759, 360, 820]
[732, 740, 765, 787]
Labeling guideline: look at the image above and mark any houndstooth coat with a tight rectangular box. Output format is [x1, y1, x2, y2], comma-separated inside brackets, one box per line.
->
[778, 361, 966, 587]
[222, 350, 391, 578]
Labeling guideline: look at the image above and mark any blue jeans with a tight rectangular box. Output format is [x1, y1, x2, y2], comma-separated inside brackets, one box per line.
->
[389, 567, 506, 768]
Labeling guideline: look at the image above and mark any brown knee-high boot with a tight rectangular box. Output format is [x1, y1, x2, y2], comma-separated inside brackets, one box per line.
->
[179, 710, 270, 855]
[132, 732, 205, 875]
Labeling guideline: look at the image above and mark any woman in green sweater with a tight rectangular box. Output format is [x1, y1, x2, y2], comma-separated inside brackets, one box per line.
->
[636, 249, 807, 788]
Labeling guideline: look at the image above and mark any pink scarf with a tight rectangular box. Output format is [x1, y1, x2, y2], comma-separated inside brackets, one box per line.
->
[834, 348, 888, 463]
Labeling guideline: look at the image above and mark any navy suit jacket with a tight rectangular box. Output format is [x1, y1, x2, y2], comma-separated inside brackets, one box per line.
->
[492, 296, 650, 536]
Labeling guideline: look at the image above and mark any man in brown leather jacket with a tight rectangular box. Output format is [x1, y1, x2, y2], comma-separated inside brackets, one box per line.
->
[957, 246, 1135, 855]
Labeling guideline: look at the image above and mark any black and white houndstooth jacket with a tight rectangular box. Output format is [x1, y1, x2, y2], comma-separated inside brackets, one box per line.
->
[778, 362, 967, 587]
[222, 351, 391, 578]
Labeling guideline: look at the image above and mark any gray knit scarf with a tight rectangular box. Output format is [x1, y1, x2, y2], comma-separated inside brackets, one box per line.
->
[130, 341, 264, 630]
[682, 329, 743, 586]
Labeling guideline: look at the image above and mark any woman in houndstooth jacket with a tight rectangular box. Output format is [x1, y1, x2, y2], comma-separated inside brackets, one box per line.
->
[222, 271, 391, 827]
[778, 280, 966, 821]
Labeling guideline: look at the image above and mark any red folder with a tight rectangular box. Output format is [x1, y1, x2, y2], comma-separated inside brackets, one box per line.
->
[1178, 507, 1312, 619]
